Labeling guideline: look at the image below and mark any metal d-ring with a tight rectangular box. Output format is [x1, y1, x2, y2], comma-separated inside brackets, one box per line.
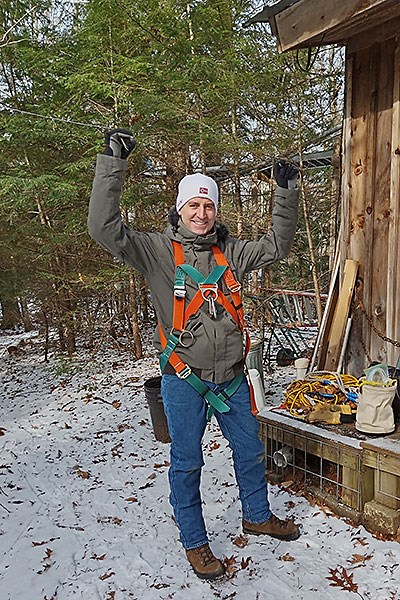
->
[178, 329, 195, 347]
[199, 283, 218, 301]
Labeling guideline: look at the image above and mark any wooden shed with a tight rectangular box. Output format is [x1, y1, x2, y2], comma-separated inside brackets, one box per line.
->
[247, 0, 400, 374]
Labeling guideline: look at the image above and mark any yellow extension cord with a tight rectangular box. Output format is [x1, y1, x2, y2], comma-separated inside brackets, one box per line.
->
[276, 371, 360, 419]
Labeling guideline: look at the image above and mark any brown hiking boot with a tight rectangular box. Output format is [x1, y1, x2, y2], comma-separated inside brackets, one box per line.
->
[243, 514, 300, 541]
[186, 544, 225, 580]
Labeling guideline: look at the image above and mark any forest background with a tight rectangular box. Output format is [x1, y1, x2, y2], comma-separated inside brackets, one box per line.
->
[0, 0, 344, 358]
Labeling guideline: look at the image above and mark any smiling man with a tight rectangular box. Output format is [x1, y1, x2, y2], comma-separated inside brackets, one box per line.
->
[176, 173, 218, 235]
[88, 129, 301, 582]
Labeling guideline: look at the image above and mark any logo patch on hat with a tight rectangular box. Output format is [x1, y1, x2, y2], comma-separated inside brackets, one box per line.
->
[199, 187, 208, 194]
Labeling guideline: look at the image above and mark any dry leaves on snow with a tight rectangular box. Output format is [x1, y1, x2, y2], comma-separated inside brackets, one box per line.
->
[73, 467, 90, 479]
[37, 548, 53, 575]
[350, 553, 373, 564]
[327, 566, 359, 593]
[32, 537, 60, 547]
[232, 534, 248, 548]
[279, 553, 295, 562]
[99, 570, 115, 581]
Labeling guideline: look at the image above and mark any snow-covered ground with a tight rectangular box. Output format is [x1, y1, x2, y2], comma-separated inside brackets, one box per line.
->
[1, 331, 400, 600]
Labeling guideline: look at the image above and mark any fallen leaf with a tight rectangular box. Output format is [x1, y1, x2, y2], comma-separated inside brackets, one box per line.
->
[97, 516, 123, 526]
[118, 423, 134, 432]
[209, 441, 220, 451]
[232, 535, 248, 548]
[280, 480, 294, 488]
[279, 553, 295, 562]
[76, 469, 90, 479]
[350, 553, 373, 564]
[327, 566, 358, 593]
[139, 482, 154, 490]
[99, 570, 115, 581]
[241, 556, 252, 569]
[154, 461, 170, 469]
[353, 537, 368, 547]
[223, 555, 237, 579]
[32, 538, 60, 547]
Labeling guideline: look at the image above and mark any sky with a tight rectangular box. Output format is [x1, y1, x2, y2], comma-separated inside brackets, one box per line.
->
[1, 329, 400, 600]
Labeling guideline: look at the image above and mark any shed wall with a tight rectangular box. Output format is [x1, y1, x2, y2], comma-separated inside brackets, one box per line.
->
[341, 36, 400, 372]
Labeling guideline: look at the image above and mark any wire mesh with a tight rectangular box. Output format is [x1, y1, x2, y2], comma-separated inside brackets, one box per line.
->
[264, 422, 363, 512]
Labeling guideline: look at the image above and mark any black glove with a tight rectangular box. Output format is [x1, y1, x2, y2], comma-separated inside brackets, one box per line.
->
[273, 160, 298, 189]
[104, 128, 136, 159]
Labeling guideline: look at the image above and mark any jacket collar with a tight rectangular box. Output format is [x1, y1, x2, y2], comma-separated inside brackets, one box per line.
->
[165, 219, 218, 249]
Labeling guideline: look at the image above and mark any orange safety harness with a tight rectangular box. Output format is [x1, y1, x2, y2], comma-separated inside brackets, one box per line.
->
[159, 241, 258, 419]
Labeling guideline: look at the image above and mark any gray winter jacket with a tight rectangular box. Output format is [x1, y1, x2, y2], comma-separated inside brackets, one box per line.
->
[88, 154, 299, 383]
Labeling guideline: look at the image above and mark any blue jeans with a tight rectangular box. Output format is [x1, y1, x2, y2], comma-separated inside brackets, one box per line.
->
[161, 374, 272, 550]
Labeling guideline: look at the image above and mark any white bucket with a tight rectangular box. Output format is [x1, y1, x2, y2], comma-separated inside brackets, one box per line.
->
[248, 368, 265, 412]
[246, 339, 264, 390]
[294, 357, 309, 380]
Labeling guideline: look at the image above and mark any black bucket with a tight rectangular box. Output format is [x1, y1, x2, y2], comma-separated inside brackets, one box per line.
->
[144, 376, 171, 443]
[388, 366, 400, 422]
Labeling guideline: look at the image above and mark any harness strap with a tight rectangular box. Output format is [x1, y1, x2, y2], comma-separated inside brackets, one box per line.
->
[162, 240, 259, 418]
[158, 324, 243, 416]
[212, 246, 245, 331]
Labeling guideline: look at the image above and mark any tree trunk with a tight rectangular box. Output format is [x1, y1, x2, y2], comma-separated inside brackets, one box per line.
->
[231, 106, 243, 236]
[139, 274, 149, 323]
[129, 270, 143, 359]
[0, 295, 22, 329]
[19, 296, 33, 332]
[298, 174, 323, 325]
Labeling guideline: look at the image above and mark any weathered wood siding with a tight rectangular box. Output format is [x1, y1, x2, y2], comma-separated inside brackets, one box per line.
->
[341, 35, 400, 372]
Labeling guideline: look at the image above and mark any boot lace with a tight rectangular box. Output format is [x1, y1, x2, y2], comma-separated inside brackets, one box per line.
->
[269, 514, 290, 529]
[196, 544, 216, 567]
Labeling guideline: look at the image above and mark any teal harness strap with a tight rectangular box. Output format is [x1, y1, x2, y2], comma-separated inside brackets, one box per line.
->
[160, 259, 241, 420]
[158, 332, 232, 417]
[179, 264, 227, 285]
[159, 331, 180, 373]
[206, 371, 245, 420]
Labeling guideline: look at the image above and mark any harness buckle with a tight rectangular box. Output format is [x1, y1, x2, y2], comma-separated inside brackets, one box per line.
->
[174, 285, 186, 298]
[176, 365, 192, 379]
[228, 282, 241, 293]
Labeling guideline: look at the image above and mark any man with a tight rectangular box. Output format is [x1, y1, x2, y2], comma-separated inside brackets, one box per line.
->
[88, 129, 300, 581]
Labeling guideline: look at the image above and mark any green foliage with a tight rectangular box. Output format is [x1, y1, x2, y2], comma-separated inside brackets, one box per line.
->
[0, 0, 344, 343]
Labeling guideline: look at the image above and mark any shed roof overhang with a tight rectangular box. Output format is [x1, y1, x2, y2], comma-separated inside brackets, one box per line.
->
[245, 0, 400, 51]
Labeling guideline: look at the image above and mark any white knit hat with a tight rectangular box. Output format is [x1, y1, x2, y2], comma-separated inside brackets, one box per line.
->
[176, 173, 219, 213]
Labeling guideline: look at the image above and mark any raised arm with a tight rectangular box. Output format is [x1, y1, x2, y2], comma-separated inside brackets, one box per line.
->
[87, 130, 164, 275]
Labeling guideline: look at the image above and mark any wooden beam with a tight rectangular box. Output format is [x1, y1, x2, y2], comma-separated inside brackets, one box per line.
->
[344, 45, 377, 373]
[386, 36, 400, 366]
[347, 15, 400, 53]
[313, 251, 339, 371]
[370, 39, 395, 364]
[324, 259, 358, 372]
[275, 0, 392, 52]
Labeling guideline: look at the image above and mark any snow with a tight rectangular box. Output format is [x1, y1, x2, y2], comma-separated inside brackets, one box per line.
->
[1, 331, 400, 600]
[259, 409, 364, 449]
